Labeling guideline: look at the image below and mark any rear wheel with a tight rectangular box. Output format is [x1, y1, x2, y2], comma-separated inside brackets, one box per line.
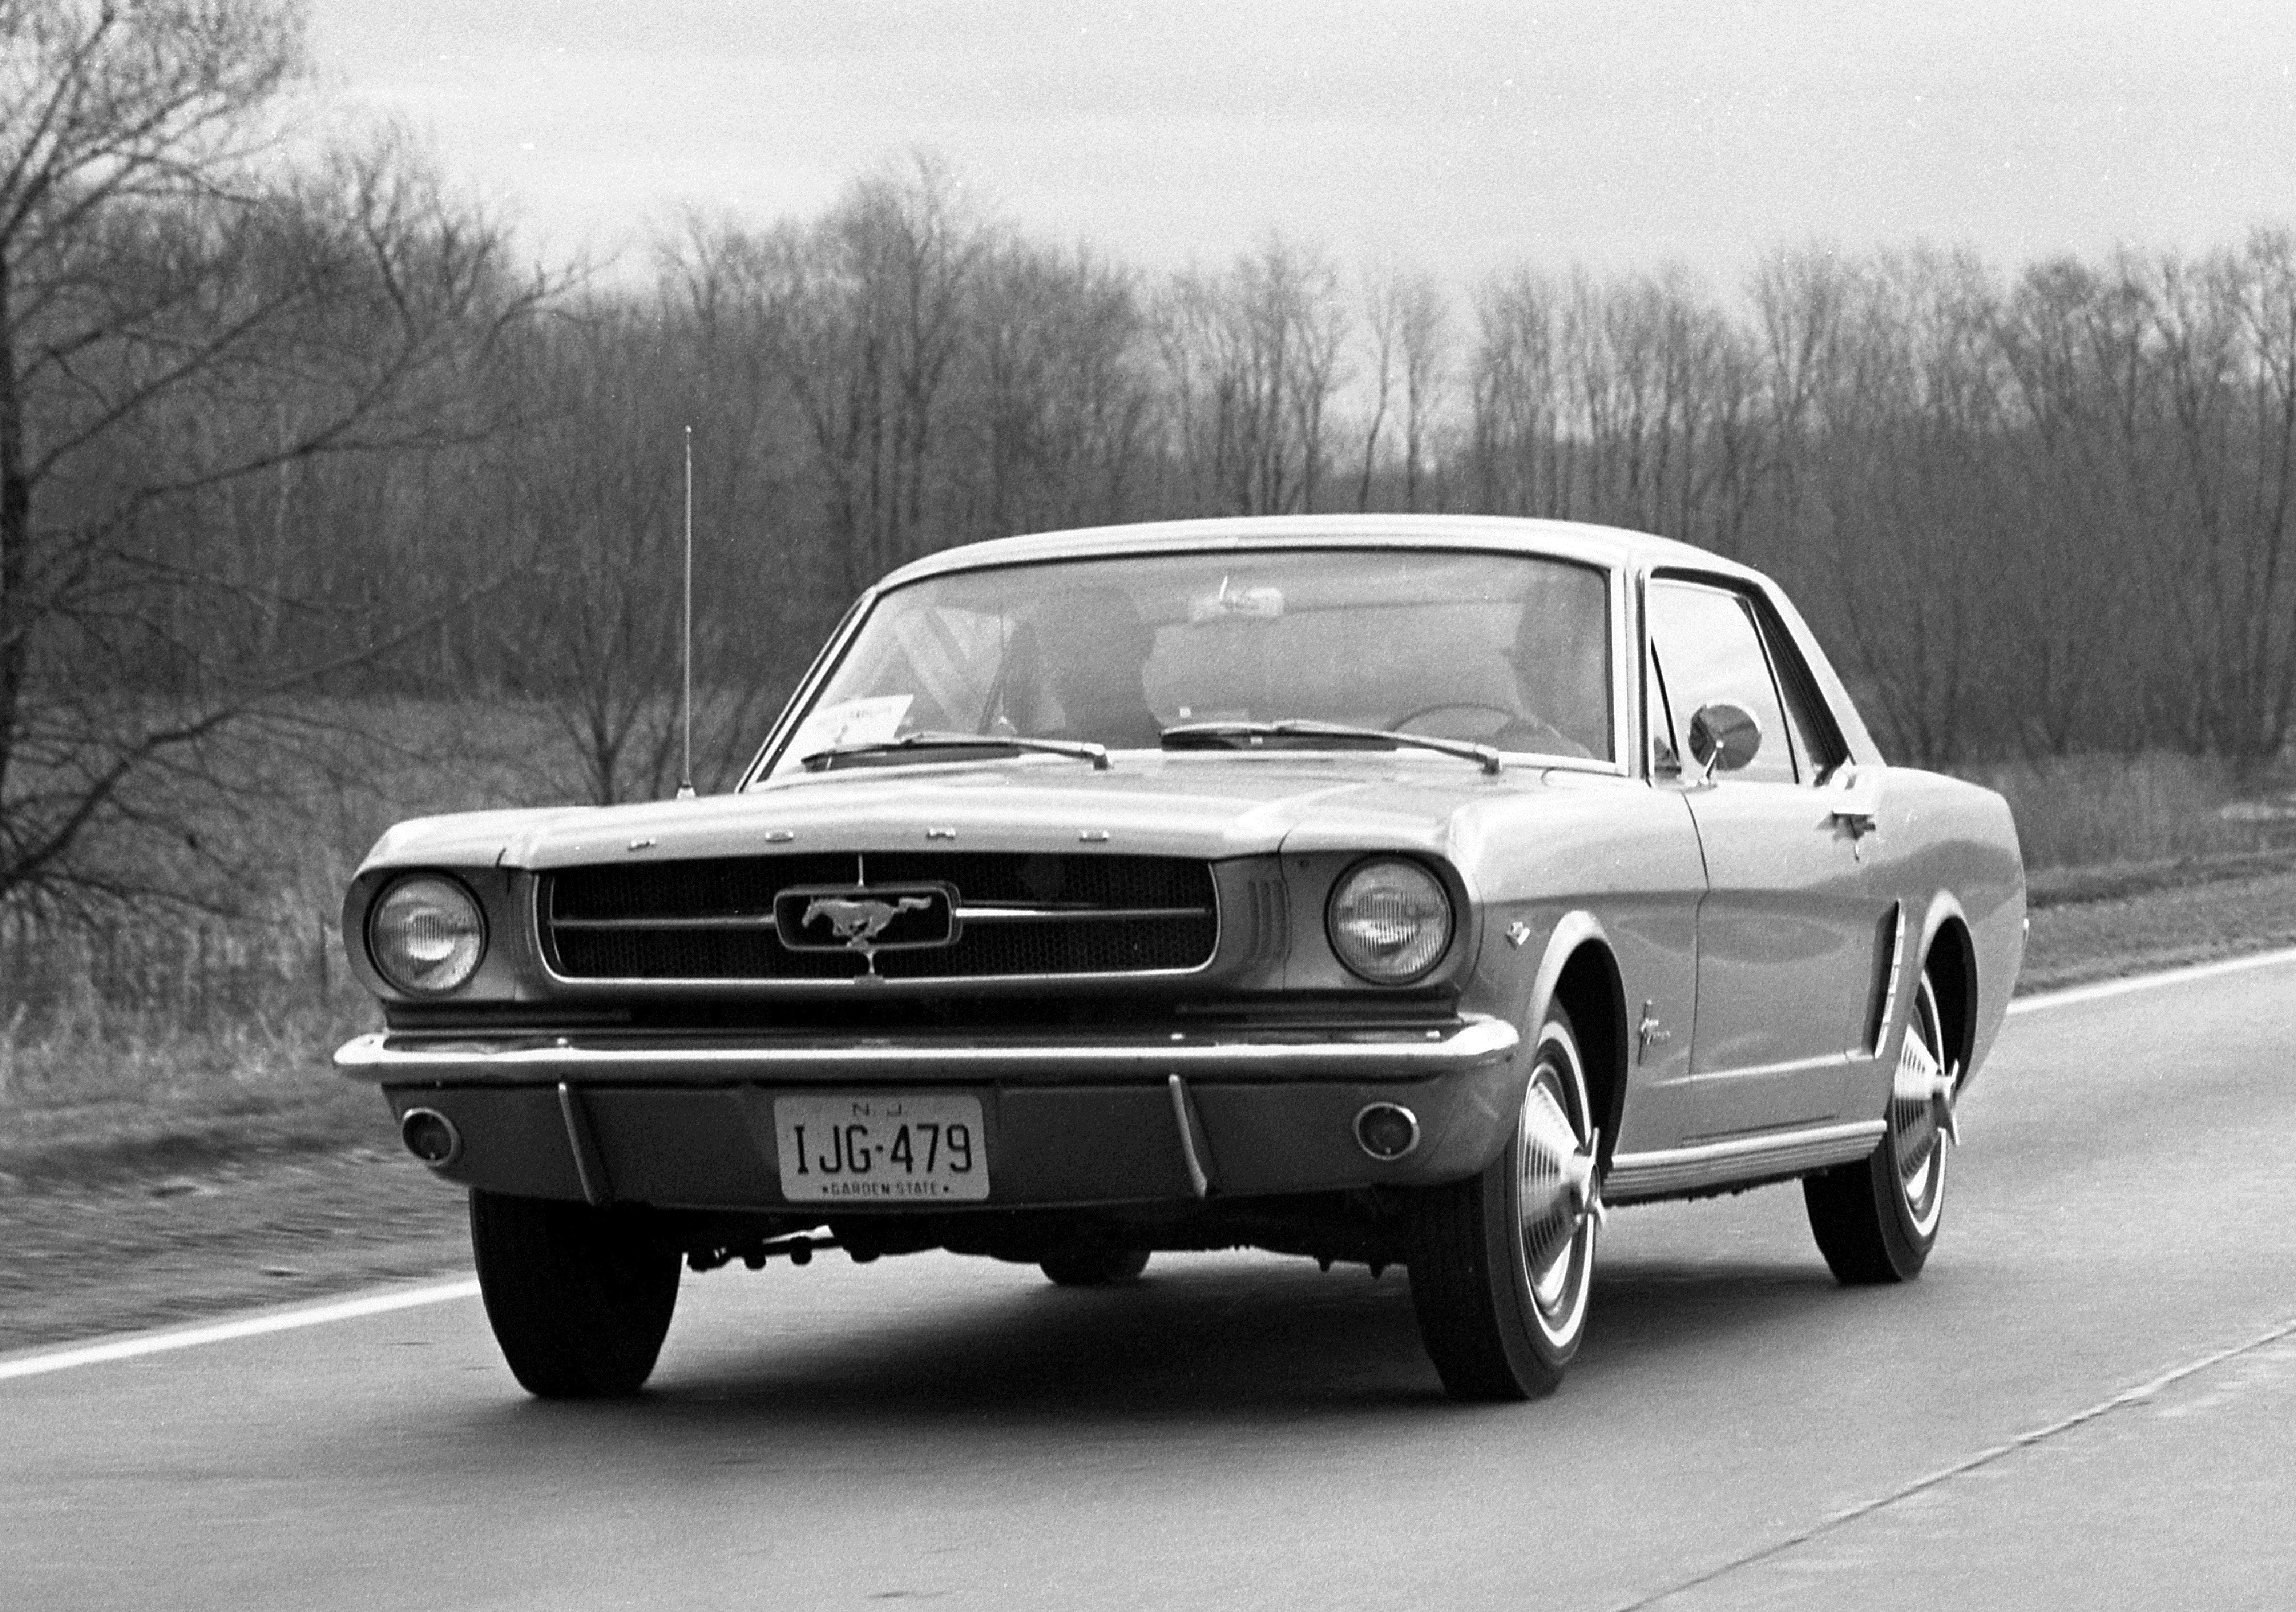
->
[469, 1190, 681, 1397]
[1805, 968, 1958, 1283]
[1405, 1004, 1601, 1401]
[1040, 1248, 1151, 1287]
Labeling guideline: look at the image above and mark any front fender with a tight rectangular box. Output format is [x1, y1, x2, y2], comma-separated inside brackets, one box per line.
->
[1529, 909, 1612, 1036]
[1463, 905, 1609, 1042]
[1448, 906, 1619, 1175]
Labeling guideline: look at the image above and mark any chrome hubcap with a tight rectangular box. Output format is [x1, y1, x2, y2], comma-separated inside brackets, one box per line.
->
[1517, 1059, 1601, 1314]
[1890, 977, 1956, 1236]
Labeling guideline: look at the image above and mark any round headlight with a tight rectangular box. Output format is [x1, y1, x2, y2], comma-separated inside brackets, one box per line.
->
[368, 875, 487, 996]
[1327, 859, 1454, 985]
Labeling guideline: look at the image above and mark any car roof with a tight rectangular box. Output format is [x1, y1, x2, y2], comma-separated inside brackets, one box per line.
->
[875, 514, 1763, 591]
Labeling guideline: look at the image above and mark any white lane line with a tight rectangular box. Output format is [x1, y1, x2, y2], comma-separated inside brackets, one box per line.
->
[0, 1279, 480, 1384]
[1611, 1313, 2296, 1611]
[2010, 945, 2296, 1017]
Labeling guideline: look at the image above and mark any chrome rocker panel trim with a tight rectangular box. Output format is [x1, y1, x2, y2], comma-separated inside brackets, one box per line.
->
[333, 1014, 1522, 1087]
[1604, 1118, 1885, 1203]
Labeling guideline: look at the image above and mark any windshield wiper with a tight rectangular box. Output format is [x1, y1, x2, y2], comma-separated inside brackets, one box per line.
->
[800, 731, 1111, 772]
[1159, 720, 1502, 776]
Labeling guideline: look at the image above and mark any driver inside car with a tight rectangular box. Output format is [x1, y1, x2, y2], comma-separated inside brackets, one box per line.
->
[1010, 588, 1165, 751]
[1493, 575, 1608, 758]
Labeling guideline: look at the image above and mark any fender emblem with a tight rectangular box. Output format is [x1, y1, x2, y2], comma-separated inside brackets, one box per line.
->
[1636, 1000, 1671, 1063]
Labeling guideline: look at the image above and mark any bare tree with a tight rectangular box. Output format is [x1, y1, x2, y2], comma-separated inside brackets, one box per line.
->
[1562, 266, 1737, 541]
[1394, 271, 1449, 511]
[2140, 236, 2296, 762]
[0, 0, 542, 908]
[1159, 236, 1348, 516]
[2227, 230, 2296, 762]
[504, 275, 841, 807]
[950, 237, 1153, 538]
[494, 306, 685, 806]
[1469, 269, 1567, 518]
[1355, 261, 1402, 510]
[1348, 263, 1450, 512]
[1469, 265, 1755, 550]
[708, 155, 983, 597]
[1990, 254, 2159, 755]
[1792, 248, 2012, 766]
[1752, 248, 1852, 539]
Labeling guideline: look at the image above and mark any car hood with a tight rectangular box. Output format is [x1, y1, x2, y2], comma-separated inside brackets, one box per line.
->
[359, 752, 1630, 874]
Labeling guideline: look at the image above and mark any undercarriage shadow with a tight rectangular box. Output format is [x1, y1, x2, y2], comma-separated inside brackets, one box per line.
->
[468, 1241, 1859, 1442]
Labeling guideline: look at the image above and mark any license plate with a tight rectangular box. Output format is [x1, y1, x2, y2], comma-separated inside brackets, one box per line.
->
[773, 1094, 989, 1203]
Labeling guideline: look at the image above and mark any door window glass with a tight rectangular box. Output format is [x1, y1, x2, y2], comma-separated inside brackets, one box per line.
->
[1646, 639, 1681, 776]
[1773, 661, 1821, 780]
[1763, 620, 1839, 779]
[1645, 581, 1798, 784]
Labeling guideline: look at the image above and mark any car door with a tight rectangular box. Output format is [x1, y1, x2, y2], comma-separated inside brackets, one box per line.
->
[1646, 574, 1884, 1138]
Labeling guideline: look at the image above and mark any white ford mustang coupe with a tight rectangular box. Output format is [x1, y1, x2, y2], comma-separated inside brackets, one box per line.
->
[337, 515, 2026, 1401]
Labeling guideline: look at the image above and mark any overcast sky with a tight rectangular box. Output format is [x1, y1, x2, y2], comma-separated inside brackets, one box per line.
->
[309, 1, 2296, 295]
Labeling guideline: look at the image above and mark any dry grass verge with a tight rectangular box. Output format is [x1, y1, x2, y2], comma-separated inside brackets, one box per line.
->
[2022, 851, 2296, 993]
[0, 1150, 470, 1354]
[1957, 751, 2296, 869]
[0, 1012, 385, 1186]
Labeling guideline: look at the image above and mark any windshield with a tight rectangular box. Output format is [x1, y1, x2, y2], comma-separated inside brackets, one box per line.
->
[762, 547, 1613, 778]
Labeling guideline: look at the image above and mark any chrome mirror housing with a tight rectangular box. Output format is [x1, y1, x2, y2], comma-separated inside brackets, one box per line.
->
[1687, 701, 1762, 782]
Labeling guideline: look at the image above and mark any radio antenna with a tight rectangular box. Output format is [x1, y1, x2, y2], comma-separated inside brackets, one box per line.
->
[677, 424, 696, 800]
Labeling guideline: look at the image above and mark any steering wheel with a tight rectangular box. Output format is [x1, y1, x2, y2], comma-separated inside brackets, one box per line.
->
[1393, 700, 1583, 756]
[1390, 700, 1519, 731]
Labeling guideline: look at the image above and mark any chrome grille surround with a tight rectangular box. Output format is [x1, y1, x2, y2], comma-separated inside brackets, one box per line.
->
[538, 852, 1220, 985]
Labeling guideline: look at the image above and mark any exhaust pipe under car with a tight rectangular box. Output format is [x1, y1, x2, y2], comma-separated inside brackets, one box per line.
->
[400, 1108, 463, 1169]
[1353, 1102, 1421, 1161]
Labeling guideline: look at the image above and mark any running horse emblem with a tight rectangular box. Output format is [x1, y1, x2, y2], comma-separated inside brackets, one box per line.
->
[804, 894, 934, 962]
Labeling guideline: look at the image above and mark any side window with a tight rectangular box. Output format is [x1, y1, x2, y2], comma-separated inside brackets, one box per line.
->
[1771, 653, 1822, 781]
[1646, 637, 1681, 776]
[1754, 601, 1846, 780]
[1645, 580, 1798, 784]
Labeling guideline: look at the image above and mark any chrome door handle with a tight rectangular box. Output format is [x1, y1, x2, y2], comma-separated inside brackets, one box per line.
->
[1825, 765, 1880, 837]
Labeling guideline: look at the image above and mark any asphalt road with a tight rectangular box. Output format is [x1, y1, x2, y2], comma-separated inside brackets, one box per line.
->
[5, 955, 2294, 1611]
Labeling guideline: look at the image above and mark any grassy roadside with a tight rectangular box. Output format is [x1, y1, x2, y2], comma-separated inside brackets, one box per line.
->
[3, 850, 2293, 1357]
[2021, 848, 2296, 991]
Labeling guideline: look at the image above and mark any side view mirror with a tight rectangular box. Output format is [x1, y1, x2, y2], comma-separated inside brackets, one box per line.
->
[1687, 701, 1762, 782]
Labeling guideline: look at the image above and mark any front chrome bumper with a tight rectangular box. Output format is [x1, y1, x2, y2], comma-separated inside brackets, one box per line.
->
[338, 1016, 1526, 1211]
[332, 1015, 1520, 1085]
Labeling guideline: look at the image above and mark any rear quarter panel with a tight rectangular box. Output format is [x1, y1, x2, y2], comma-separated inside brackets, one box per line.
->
[1859, 767, 2026, 1107]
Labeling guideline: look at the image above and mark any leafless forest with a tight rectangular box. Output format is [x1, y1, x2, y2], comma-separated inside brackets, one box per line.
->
[6, 0, 2296, 942]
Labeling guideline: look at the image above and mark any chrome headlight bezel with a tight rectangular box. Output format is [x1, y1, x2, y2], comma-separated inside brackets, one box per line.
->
[1325, 856, 1456, 986]
[366, 873, 489, 997]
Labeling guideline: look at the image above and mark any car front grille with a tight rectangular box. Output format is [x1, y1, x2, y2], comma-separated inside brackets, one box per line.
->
[541, 852, 1219, 982]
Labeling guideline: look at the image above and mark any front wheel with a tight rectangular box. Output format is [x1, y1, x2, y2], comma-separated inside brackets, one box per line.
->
[1404, 1004, 1601, 1401]
[469, 1190, 682, 1397]
[1804, 967, 1958, 1283]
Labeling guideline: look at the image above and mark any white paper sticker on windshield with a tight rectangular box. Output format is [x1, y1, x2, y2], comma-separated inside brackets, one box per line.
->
[788, 694, 913, 757]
